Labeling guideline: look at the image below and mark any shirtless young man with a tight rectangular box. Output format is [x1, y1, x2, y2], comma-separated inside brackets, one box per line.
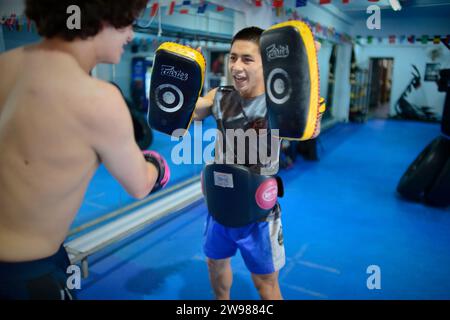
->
[0, 0, 169, 300]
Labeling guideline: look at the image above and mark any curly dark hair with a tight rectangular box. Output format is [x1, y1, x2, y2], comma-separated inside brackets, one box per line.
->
[25, 0, 148, 41]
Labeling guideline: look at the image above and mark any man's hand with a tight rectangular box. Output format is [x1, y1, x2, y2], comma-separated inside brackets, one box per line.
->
[315, 41, 321, 52]
[193, 88, 218, 121]
[143, 151, 170, 193]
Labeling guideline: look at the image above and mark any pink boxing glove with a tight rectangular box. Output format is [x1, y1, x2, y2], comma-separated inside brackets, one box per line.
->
[143, 151, 171, 193]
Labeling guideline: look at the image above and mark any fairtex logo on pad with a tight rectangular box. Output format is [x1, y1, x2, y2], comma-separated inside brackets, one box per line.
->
[161, 65, 189, 81]
[266, 44, 289, 61]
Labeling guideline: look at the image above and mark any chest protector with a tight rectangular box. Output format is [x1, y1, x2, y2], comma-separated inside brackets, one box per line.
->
[202, 87, 282, 227]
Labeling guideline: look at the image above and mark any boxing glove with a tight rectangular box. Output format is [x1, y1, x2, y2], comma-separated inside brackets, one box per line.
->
[143, 151, 170, 193]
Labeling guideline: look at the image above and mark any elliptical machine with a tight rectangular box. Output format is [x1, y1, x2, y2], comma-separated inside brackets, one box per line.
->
[394, 65, 439, 122]
[397, 69, 450, 207]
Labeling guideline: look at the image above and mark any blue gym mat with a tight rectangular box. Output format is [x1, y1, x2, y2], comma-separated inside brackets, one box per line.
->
[73, 119, 450, 300]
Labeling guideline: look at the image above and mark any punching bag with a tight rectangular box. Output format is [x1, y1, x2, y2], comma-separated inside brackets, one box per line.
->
[397, 137, 450, 202]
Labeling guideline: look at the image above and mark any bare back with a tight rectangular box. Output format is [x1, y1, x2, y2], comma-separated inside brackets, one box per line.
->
[0, 47, 106, 261]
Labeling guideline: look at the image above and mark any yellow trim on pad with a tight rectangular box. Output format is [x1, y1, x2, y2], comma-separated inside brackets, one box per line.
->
[265, 21, 320, 141]
[156, 42, 206, 92]
[156, 42, 206, 135]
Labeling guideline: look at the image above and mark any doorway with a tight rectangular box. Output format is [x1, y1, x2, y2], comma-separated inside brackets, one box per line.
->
[368, 58, 394, 119]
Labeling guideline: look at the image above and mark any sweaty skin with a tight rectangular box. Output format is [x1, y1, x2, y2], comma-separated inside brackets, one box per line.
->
[0, 26, 158, 262]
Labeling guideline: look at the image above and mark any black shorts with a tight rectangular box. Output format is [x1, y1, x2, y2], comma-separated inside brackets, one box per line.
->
[0, 245, 76, 300]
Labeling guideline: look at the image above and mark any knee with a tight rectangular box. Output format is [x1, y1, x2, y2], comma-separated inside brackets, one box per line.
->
[254, 278, 277, 293]
[207, 258, 229, 273]
[252, 274, 281, 299]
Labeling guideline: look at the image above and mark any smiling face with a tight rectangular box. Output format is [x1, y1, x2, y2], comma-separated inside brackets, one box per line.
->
[95, 24, 134, 64]
[229, 40, 265, 99]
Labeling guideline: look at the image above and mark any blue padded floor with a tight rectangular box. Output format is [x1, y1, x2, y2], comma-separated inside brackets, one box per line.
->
[75, 119, 450, 300]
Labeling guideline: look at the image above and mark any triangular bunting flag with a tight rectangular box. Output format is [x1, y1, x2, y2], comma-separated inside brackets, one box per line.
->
[167, 1, 176, 15]
[273, 0, 284, 8]
[421, 35, 429, 44]
[150, 2, 159, 17]
[433, 35, 440, 44]
[198, 2, 208, 14]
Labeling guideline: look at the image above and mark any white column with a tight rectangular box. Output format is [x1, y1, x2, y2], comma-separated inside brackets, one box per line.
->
[242, 1, 273, 31]
[206, 0, 274, 33]
[333, 44, 352, 122]
[233, 11, 246, 35]
[0, 26, 5, 52]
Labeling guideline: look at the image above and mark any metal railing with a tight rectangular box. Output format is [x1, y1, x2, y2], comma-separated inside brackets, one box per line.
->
[65, 177, 203, 278]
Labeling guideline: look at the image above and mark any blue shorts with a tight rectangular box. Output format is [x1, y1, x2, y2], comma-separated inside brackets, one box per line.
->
[203, 203, 285, 275]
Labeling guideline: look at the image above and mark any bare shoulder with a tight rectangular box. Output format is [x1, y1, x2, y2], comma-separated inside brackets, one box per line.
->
[0, 47, 24, 82]
[91, 79, 129, 119]
[79, 79, 131, 135]
[0, 47, 24, 64]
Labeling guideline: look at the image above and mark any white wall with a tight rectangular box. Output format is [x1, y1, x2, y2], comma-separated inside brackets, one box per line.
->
[0, 0, 25, 17]
[0, 26, 5, 52]
[138, 3, 234, 36]
[333, 43, 353, 121]
[357, 43, 450, 117]
[349, 4, 450, 119]
[234, 1, 274, 32]
[352, 9, 450, 38]
[280, 0, 353, 34]
[201, 0, 275, 32]
[318, 41, 333, 103]
[316, 40, 353, 121]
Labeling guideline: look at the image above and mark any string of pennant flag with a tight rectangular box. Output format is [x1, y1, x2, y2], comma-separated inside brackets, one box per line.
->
[147, 0, 224, 16]
[358, 34, 450, 45]
[0, 14, 35, 32]
[317, 0, 385, 4]
[1, 0, 448, 47]
[264, 0, 386, 7]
